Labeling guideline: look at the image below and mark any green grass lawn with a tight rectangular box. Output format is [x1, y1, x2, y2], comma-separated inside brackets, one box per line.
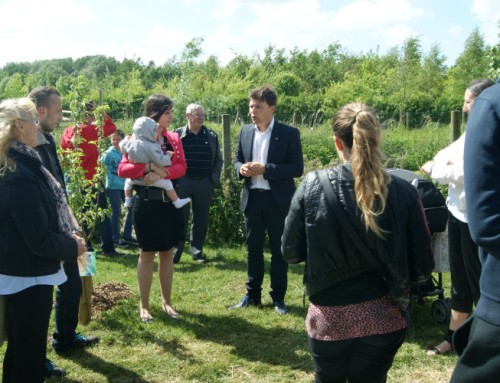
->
[0, 245, 457, 382]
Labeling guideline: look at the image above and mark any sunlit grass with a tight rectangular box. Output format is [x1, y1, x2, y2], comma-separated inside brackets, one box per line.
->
[0, 245, 457, 382]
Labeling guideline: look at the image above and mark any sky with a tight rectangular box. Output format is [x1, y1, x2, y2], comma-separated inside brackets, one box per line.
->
[0, 0, 499, 69]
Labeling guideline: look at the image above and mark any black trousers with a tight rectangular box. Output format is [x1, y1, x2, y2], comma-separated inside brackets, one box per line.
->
[53, 260, 82, 348]
[307, 329, 406, 383]
[448, 213, 481, 312]
[176, 176, 215, 258]
[244, 190, 288, 302]
[3, 284, 54, 383]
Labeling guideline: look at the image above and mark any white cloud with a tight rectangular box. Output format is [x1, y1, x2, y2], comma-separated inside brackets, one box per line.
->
[0, 0, 97, 64]
[471, 0, 500, 45]
[331, 0, 424, 31]
[471, 0, 500, 21]
[211, 0, 240, 20]
[448, 25, 463, 36]
[372, 25, 416, 50]
[0, 0, 490, 69]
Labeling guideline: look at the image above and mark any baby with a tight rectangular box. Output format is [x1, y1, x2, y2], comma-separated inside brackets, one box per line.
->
[120, 116, 190, 209]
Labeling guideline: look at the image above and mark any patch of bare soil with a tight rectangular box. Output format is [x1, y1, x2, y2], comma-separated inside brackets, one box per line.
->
[92, 282, 133, 317]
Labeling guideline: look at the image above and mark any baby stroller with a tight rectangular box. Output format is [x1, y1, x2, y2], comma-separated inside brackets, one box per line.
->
[388, 168, 452, 324]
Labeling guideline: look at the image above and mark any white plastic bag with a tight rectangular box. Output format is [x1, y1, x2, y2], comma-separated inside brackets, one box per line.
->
[78, 251, 97, 277]
[432, 226, 450, 273]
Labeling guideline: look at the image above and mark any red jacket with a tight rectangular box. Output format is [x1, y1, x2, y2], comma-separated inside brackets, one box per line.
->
[118, 130, 186, 180]
[60, 115, 116, 180]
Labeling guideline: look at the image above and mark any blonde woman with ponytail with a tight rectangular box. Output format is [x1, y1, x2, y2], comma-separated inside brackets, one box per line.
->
[282, 102, 434, 383]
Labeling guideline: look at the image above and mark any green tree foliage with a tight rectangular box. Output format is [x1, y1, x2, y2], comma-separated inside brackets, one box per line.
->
[443, 28, 492, 110]
[488, 21, 500, 79]
[2, 73, 27, 98]
[0, 27, 498, 125]
[59, 76, 112, 242]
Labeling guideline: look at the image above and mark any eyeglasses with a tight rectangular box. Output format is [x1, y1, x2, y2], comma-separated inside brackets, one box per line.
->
[22, 117, 39, 125]
[189, 113, 205, 119]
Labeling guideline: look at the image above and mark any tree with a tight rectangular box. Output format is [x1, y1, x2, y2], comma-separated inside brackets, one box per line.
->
[387, 36, 424, 125]
[443, 28, 491, 110]
[2, 73, 27, 98]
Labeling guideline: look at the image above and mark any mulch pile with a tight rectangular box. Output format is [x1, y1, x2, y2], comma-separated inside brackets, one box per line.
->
[91, 282, 133, 317]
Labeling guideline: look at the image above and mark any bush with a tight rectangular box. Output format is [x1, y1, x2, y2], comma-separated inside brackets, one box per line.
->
[206, 174, 245, 245]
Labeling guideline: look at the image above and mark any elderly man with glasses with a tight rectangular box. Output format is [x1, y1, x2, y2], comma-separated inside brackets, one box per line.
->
[173, 104, 223, 264]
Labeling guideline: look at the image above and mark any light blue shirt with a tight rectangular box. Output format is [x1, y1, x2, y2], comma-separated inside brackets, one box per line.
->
[101, 146, 126, 190]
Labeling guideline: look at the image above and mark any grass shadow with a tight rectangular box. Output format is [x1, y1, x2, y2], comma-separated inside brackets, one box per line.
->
[58, 349, 151, 383]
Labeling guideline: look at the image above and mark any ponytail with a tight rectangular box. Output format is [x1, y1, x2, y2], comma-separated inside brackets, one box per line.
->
[332, 103, 390, 238]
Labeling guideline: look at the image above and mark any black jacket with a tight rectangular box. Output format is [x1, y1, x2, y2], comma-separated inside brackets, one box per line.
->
[175, 125, 223, 188]
[35, 131, 66, 189]
[0, 149, 77, 277]
[282, 164, 434, 311]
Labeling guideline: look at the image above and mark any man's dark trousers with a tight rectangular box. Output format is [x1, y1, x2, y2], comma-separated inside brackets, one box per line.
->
[245, 189, 287, 302]
[52, 261, 82, 347]
[176, 175, 214, 258]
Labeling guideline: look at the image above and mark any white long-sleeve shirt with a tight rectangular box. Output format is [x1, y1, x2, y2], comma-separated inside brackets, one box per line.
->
[430, 133, 467, 222]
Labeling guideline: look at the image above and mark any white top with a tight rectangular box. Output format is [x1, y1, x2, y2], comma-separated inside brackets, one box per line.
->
[430, 133, 467, 222]
[250, 118, 274, 190]
[0, 264, 67, 295]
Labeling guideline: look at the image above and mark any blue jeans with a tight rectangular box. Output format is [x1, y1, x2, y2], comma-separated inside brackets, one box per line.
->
[106, 188, 133, 242]
[81, 187, 116, 253]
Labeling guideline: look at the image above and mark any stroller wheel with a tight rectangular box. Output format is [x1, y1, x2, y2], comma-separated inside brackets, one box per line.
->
[431, 298, 451, 324]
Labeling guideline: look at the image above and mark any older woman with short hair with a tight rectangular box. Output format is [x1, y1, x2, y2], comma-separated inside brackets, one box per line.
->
[0, 98, 86, 383]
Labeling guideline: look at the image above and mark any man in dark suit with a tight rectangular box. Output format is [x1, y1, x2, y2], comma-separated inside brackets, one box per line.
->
[231, 85, 303, 314]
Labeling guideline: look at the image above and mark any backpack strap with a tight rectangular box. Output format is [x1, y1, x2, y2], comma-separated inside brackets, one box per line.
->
[316, 169, 387, 279]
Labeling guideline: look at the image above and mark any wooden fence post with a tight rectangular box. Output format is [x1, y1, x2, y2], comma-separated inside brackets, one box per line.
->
[78, 276, 93, 325]
[222, 114, 232, 180]
[450, 111, 461, 143]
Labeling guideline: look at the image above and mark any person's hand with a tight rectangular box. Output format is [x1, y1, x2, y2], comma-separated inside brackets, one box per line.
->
[166, 150, 174, 158]
[144, 172, 161, 185]
[72, 234, 87, 257]
[420, 160, 434, 175]
[248, 162, 265, 175]
[150, 162, 167, 178]
[240, 162, 265, 177]
[239, 163, 253, 177]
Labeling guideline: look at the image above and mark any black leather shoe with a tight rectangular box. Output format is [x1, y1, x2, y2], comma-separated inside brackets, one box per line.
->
[44, 358, 66, 377]
[229, 295, 261, 309]
[273, 300, 288, 315]
[53, 333, 100, 353]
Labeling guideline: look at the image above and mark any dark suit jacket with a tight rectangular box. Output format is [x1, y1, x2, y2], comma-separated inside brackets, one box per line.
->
[234, 120, 303, 216]
[35, 132, 66, 189]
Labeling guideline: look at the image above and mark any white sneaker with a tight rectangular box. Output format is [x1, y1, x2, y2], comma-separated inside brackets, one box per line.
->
[173, 197, 191, 209]
[124, 197, 133, 208]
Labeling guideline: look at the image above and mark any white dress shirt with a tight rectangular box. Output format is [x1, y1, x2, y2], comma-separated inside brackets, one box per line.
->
[250, 118, 274, 190]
